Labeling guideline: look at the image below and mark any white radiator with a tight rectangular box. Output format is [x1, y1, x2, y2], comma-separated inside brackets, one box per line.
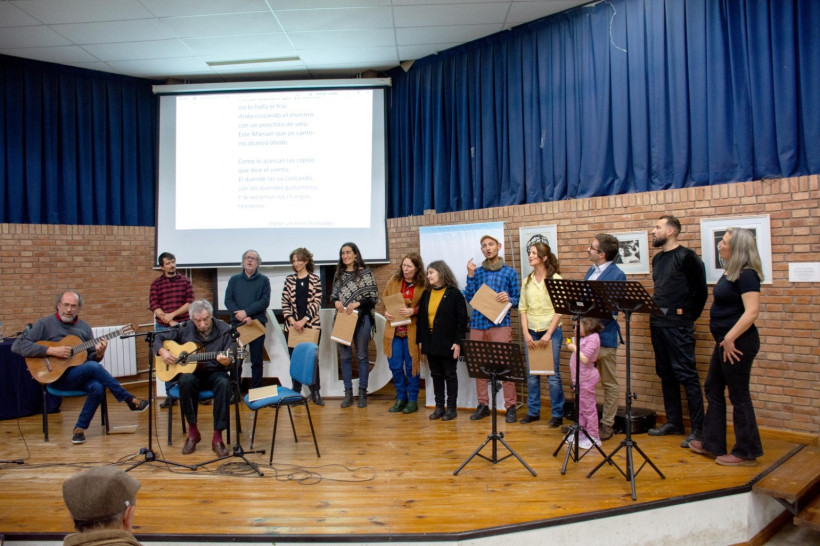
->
[91, 325, 137, 377]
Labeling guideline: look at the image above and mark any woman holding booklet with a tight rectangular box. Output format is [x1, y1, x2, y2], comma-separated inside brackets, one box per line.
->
[282, 247, 324, 406]
[416, 260, 470, 421]
[330, 242, 379, 409]
[518, 236, 565, 427]
[382, 252, 427, 414]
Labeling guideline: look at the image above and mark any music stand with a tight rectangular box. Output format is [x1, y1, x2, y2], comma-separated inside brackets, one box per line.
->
[544, 279, 612, 474]
[586, 281, 665, 500]
[122, 329, 195, 472]
[454, 340, 536, 476]
[196, 329, 265, 476]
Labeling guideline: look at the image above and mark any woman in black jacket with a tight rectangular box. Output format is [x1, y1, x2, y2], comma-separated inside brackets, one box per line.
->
[416, 260, 469, 421]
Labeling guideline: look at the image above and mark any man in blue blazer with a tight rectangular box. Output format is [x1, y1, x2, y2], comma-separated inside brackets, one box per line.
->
[584, 234, 627, 441]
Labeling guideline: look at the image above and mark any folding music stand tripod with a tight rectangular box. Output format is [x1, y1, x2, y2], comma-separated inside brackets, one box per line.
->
[545, 279, 612, 474]
[454, 340, 536, 477]
[586, 280, 665, 500]
[196, 329, 265, 476]
[123, 329, 195, 472]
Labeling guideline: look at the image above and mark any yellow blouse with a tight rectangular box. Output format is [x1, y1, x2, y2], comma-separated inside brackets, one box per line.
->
[518, 272, 561, 332]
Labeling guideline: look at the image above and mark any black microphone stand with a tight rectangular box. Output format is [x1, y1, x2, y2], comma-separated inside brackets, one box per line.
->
[196, 327, 265, 476]
[122, 328, 194, 472]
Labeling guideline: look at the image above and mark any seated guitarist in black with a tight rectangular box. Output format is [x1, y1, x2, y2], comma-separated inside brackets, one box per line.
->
[12, 291, 149, 445]
[154, 299, 235, 457]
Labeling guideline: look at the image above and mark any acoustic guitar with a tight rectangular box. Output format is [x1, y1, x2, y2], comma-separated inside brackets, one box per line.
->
[25, 324, 135, 384]
[156, 340, 245, 383]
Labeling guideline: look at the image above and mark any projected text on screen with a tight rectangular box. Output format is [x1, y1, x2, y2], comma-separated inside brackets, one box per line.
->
[175, 90, 373, 230]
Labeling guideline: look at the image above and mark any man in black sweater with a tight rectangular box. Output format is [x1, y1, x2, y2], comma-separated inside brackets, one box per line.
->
[648, 215, 708, 448]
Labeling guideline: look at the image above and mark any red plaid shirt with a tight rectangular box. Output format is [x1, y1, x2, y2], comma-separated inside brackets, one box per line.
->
[149, 274, 194, 326]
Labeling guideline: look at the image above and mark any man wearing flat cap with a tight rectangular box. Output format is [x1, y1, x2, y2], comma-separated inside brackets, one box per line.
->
[62, 465, 142, 546]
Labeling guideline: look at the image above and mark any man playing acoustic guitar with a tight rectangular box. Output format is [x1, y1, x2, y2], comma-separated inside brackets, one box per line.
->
[154, 299, 235, 457]
[12, 291, 149, 444]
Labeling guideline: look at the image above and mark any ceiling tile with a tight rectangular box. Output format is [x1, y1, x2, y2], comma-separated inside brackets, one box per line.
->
[297, 46, 399, 65]
[275, 7, 394, 32]
[0, 26, 71, 48]
[183, 34, 294, 58]
[81, 39, 194, 62]
[50, 19, 178, 44]
[396, 24, 500, 45]
[393, 2, 510, 27]
[11, 0, 153, 24]
[0, 45, 98, 64]
[161, 12, 283, 38]
[290, 29, 397, 50]
[138, 0, 270, 18]
[0, 2, 42, 27]
[105, 57, 211, 78]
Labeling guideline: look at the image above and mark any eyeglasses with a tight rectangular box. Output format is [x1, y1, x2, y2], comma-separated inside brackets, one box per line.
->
[588, 245, 601, 252]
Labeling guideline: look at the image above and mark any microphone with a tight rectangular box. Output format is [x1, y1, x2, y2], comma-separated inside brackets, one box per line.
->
[168, 321, 187, 330]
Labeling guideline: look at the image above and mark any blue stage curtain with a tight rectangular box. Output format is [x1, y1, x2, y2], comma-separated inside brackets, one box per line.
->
[0, 55, 156, 226]
[387, 0, 820, 218]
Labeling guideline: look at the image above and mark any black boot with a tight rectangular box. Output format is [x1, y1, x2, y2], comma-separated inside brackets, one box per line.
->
[341, 388, 353, 408]
[312, 389, 324, 406]
[357, 388, 368, 408]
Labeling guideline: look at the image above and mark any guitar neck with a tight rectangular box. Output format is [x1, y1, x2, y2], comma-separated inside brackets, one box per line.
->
[71, 328, 123, 354]
[186, 350, 229, 362]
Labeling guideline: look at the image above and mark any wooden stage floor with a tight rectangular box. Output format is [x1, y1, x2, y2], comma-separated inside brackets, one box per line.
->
[0, 386, 802, 542]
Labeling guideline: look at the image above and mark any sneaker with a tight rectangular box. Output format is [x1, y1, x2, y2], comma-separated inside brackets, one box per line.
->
[126, 397, 149, 412]
[688, 440, 715, 457]
[470, 404, 491, 421]
[505, 407, 517, 423]
[590, 436, 602, 447]
[578, 437, 593, 450]
[72, 428, 86, 444]
[681, 428, 702, 448]
[547, 417, 563, 428]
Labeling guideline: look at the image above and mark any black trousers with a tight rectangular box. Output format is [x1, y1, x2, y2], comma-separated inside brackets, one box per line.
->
[427, 353, 458, 409]
[179, 368, 231, 431]
[650, 324, 705, 430]
[703, 327, 763, 460]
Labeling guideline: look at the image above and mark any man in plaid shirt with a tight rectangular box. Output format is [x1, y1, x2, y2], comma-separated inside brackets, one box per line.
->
[463, 235, 521, 423]
[149, 251, 194, 406]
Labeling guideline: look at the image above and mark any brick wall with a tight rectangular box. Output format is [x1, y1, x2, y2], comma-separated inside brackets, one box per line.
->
[376, 176, 820, 440]
[2, 175, 818, 439]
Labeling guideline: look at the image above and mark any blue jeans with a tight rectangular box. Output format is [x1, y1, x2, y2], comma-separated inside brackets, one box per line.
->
[53, 361, 133, 430]
[338, 314, 372, 391]
[388, 336, 420, 402]
[525, 327, 564, 418]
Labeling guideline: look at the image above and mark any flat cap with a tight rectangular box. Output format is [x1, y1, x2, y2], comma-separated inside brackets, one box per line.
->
[62, 466, 141, 521]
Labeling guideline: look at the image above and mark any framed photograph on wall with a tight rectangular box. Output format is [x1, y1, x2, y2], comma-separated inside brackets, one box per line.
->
[699, 215, 772, 284]
[610, 231, 650, 274]
[518, 224, 558, 279]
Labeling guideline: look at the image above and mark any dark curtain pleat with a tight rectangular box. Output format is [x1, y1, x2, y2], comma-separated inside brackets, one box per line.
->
[387, 0, 820, 217]
[0, 54, 156, 226]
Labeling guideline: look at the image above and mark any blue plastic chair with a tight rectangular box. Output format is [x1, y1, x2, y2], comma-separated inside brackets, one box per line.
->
[166, 384, 230, 446]
[245, 342, 320, 464]
[42, 385, 109, 442]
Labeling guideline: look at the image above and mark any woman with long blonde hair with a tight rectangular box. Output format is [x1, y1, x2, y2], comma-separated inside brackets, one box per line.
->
[690, 227, 764, 466]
